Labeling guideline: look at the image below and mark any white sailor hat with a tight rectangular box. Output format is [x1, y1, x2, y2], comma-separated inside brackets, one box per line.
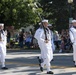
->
[42, 19, 48, 23]
[0, 23, 4, 26]
[48, 24, 52, 26]
[72, 20, 76, 23]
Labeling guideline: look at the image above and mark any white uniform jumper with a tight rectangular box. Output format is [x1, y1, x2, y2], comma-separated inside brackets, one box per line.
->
[34, 27, 53, 72]
[69, 26, 76, 65]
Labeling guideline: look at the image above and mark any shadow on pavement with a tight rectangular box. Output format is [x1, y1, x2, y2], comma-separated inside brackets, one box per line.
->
[55, 72, 76, 75]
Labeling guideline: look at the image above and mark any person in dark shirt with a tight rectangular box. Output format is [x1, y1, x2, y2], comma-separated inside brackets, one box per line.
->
[7, 30, 11, 48]
[19, 31, 24, 48]
[7, 30, 11, 43]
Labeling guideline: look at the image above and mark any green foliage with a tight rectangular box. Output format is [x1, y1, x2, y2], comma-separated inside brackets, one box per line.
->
[0, 0, 75, 30]
[38, 0, 75, 31]
[0, 0, 42, 28]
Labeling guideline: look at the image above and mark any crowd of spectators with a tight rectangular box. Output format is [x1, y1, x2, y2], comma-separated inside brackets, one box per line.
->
[7, 29, 38, 49]
[54, 29, 72, 53]
[6, 29, 72, 52]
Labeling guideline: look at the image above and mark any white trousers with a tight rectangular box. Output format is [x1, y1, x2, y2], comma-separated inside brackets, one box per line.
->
[73, 44, 76, 61]
[0, 44, 6, 67]
[41, 58, 51, 72]
[40, 49, 53, 72]
[38, 41, 45, 59]
[38, 41, 53, 72]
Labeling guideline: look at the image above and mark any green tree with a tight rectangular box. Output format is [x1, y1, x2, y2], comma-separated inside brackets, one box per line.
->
[38, 0, 75, 31]
[0, 0, 42, 28]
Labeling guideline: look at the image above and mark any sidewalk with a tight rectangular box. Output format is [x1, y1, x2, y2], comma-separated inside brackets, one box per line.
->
[7, 48, 41, 53]
[7, 48, 73, 53]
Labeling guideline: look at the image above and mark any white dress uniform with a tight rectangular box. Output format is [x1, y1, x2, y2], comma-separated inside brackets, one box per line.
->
[0, 23, 7, 69]
[34, 27, 53, 72]
[69, 26, 76, 64]
[48, 24, 55, 52]
[50, 30, 55, 52]
[0, 30, 7, 67]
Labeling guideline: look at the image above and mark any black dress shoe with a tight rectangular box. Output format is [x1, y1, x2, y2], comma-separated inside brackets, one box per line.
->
[52, 59, 54, 61]
[40, 67, 43, 72]
[1, 67, 8, 70]
[47, 71, 54, 74]
[73, 61, 75, 63]
[39, 64, 43, 72]
[37, 57, 43, 72]
[37, 57, 41, 63]
[74, 65, 76, 67]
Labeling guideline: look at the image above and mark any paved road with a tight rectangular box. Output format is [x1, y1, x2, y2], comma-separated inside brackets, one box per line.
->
[0, 51, 76, 75]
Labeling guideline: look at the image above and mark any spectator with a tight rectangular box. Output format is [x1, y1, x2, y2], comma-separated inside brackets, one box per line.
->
[54, 31, 60, 49]
[25, 32, 32, 48]
[19, 31, 24, 48]
[59, 36, 65, 53]
[7, 30, 11, 48]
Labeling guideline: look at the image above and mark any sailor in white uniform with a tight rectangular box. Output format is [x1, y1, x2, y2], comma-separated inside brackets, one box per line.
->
[34, 19, 53, 74]
[69, 20, 76, 67]
[48, 24, 55, 52]
[0, 23, 8, 69]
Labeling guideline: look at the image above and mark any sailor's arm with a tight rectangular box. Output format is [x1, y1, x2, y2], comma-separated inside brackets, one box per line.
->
[69, 30, 75, 44]
[34, 29, 45, 42]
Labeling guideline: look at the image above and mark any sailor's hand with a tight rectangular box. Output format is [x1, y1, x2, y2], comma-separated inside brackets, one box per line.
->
[44, 40, 49, 43]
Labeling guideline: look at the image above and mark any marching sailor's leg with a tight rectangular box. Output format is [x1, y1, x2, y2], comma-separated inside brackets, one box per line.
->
[0, 48, 8, 69]
[72, 44, 76, 67]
